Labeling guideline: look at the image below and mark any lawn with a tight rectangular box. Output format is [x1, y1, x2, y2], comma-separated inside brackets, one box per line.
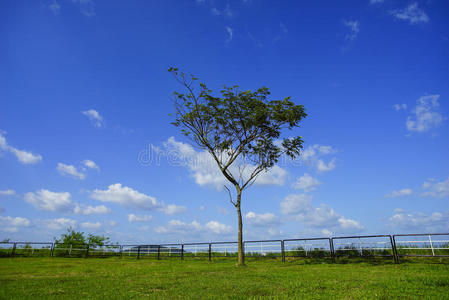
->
[1, 257, 448, 299]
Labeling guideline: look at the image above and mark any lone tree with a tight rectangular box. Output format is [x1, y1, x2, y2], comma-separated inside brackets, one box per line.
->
[169, 68, 307, 265]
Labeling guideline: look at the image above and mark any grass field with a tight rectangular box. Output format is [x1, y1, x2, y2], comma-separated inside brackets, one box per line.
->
[1, 257, 449, 299]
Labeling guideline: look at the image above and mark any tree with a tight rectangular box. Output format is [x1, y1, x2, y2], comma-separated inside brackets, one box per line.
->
[169, 68, 307, 265]
[54, 227, 111, 248]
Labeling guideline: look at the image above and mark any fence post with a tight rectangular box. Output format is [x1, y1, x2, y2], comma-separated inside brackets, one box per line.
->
[157, 245, 161, 260]
[389, 235, 398, 264]
[428, 235, 435, 256]
[181, 244, 184, 260]
[119, 245, 123, 259]
[281, 240, 285, 262]
[209, 243, 212, 261]
[50, 243, 55, 257]
[329, 238, 335, 263]
[11, 243, 17, 258]
[137, 246, 141, 259]
[392, 235, 399, 264]
[85, 245, 90, 259]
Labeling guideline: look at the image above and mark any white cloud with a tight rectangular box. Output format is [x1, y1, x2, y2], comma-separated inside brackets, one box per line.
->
[211, 8, 221, 16]
[160, 204, 187, 215]
[75, 205, 111, 215]
[317, 159, 336, 173]
[422, 177, 449, 199]
[24, 189, 73, 213]
[292, 173, 321, 192]
[281, 194, 313, 215]
[72, 0, 96, 17]
[90, 183, 161, 210]
[205, 221, 232, 234]
[0, 132, 42, 164]
[199, 206, 205, 211]
[389, 210, 448, 232]
[406, 95, 444, 133]
[163, 137, 287, 190]
[0, 189, 15, 196]
[300, 144, 337, 173]
[245, 211, 278, 227]
[128, 214, 153, 222]
[43, 218, 77, 230]
[394, 104, 407, 111]
[226, 26, 233, 43]
[385, 188, 413, 198]
[155, 220, 202, 234]
[81, 221, 101, 229]
[343, 20, 360, 41]
[83, 159, 100, 171]
[0, 215, 30, 233]
[154, 219, 231, 235]
[391, 2, 429, 24]
[0, 216, 30, 231]
[281, 194, 364, 234]
[82, 109, 103, 128]
[49, 0, 61, 15]
[57, 163, 86, 180]
[223, 3, 233, 18]
[370, 0, 384, 4]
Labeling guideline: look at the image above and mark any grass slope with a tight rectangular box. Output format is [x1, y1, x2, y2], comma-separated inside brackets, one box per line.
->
[1, 258, 448, 299]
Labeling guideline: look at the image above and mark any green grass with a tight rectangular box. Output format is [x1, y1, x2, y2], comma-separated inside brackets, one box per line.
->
[1, 257, 449, 299]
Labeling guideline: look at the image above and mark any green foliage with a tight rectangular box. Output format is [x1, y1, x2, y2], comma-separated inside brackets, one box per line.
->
[54, 227, 111, 248]
[168, 67, 307, 189]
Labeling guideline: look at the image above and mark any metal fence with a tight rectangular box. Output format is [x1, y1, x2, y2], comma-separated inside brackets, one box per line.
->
[1, 232, 448, 264]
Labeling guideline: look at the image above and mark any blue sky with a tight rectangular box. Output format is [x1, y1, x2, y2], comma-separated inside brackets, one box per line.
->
[1, 0, 448, 244]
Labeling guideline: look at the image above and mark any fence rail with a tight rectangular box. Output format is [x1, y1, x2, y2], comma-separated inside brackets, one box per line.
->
[1, 233, 448, 263]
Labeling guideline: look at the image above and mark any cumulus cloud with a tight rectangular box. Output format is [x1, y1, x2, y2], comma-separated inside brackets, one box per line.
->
[292, 173, 321, 192]
[160, 204, 187, 215]
[81, 221, 101, 229]
[343, 20, 360, 41]
[43, 218, 77, 230]
[24, 189, 73, 213]
[281, 194, 364, 234]
[128, 214, 153, 222]
[300, 144, 337, 173]
[422, 177, 449, 198]
[0, 216, 30, 233]
[49, 0, 61, 15]
[57, 163, 86, 180]
[226, 26, 233, 43]
[155, 219, 232, 235]
[245, 211, 278, 227]
[74, 205, 111, 215]
[90, 183, 161, 210]
[394, 104, 407, 111]
[162, 137, 287, 190]
[205, 221, 232, 234]
[406, 95, 444, 133]
[0, 189, 15, 196]
[0, 132, 42, 164]
[82, 109, 103, 128]
[391, 2, 429, 24]
[82, 159, 100, 171]
[385, 188, 413, 198]
[389, 209, 449, 232]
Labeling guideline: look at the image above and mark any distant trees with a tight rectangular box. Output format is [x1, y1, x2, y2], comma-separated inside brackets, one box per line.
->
[54, 227, 111, 247]
[169, 67, 307, 265]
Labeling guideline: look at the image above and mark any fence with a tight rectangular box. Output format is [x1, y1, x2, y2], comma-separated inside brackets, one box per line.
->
[1, 233, 448, 264]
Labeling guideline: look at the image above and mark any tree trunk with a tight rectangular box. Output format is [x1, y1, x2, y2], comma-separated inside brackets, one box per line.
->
[236, 191, 245, 266]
